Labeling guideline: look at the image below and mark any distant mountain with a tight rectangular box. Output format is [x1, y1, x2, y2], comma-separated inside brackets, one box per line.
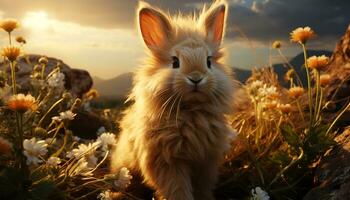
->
[93, 73, 133, 98]
[234, 67, 252, 83]
[273, 50, 332, 86]
[93, 69, 251, 98]
[93, 50, 333, 98]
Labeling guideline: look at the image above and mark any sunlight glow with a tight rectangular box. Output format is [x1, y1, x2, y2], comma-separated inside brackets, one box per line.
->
[15, 11, 143, 79]
[22, 11, 51, 30]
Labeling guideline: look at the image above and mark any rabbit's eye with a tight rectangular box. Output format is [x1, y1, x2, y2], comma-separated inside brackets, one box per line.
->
[207, 56, 212, 69]
[172, 56, 180, 69]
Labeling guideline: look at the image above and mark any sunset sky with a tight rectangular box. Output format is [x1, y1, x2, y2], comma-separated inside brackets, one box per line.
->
[0, 0, 349, 79]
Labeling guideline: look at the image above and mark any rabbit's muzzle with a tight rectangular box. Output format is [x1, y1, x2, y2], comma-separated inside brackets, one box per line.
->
[185, 71, 207, 89]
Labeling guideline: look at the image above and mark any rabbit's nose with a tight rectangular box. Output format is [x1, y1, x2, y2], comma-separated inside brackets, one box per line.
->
[187, 72, 204, 85]
[188, 77, 203, 85]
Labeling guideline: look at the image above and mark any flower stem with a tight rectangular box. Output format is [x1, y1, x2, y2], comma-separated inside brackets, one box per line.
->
[8, 32, 12, 45]
[41, 64, 46, 80]
[316, 89, 323, 122]
[269, 148, 304, 186]
[75, 189, 99, 200]
[47, 122, 64, 146]
[277, 49, 303, 87]
[296, 99, 305, 123]
[37, 98, 64, 127]
[326, 101, 350, 136]
[301, 44, 313, 127]
[10, 61, 17, 94]
[68, 179, 103, 192]
[314, 70, 321, 123]
[16, 113, 26, 170]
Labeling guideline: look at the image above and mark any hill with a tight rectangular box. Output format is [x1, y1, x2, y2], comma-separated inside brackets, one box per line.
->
[93, 73, 133, 98]
[93, 50, 333, 98]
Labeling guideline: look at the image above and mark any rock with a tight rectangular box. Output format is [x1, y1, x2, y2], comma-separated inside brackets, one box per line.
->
[325, 25, 350, 105]
[304, 24, 350, 200]
[328, 25, 350, 73]
[69, 110, 107, 139]
[0, 54, 93, 97]
[324, 25, 350, 126]
[303, 128, 350, 200]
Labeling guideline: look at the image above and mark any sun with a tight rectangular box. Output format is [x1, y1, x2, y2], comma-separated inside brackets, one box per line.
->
[22, 11, 51, 30]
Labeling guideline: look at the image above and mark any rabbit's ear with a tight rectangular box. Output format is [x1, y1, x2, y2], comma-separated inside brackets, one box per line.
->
[138, 4, 172, 50]
[202, 1, 227, 46]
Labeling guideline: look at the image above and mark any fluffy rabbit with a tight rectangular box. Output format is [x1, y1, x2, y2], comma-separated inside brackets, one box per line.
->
[111, 0, 236, 199]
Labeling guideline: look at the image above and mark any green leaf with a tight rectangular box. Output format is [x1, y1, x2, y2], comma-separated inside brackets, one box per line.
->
[280, 124, 301, 149]
[303, 125, 335, 161]
[270, 151, 292, 166]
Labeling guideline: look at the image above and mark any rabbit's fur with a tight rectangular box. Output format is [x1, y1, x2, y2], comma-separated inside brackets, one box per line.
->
[111, 1, 236, 199]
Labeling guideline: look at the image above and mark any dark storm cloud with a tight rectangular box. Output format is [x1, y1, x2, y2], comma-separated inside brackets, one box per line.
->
[228, 0, 350, 43]
[0, 0, 348, 43]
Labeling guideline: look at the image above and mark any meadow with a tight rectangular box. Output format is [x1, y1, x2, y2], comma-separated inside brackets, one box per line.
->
[0, 18, 349, 200]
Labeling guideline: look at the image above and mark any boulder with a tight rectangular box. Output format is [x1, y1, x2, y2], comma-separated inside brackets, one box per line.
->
[0, 54, 93, 97]
[323, 25, 350, 129]
[304, 24, 350, 200]
[325, 25, 350, 109]
[303, 128, 350, 200]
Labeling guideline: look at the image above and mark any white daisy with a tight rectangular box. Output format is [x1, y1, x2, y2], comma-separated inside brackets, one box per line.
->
[47, 71, 65, 89]
[114, 167, 133, 189]
[51, 116, 61, 122]
[51, 110, 76, 122]
[23, 138, 48, 165]
[70, 158, 93, 177]
[47, 156, 61, 167]
[97, 190, 113, 200]
[251, 187, 270, 200]
[59, 110, 76, 121]
[66, 142, 100, 167]
[97, 132, 116, 152]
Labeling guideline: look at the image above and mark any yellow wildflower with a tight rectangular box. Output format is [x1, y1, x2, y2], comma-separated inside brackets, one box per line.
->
[290, 27, 316, 44]
[307, 55, 329, 70]
[265, 101, 278, 110]
[272, 41, 282, 49]
[284, 69, 295, 81]
[7, 94, 37, 112]
[16, 36, 26, 44]
[279, 103, 292, 113]
[288, 87, 304, 98]
[0, 18, 19, 33]
[1, 46, 21, 62]
[320, 74, 331, 87]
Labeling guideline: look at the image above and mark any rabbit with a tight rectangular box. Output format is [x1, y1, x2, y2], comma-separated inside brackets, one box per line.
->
[111, 0, 236, 199]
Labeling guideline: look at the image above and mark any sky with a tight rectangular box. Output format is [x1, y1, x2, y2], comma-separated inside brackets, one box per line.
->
[0, 0, 349, 79]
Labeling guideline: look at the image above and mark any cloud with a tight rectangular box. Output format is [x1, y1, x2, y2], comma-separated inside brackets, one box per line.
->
[0, 10, 143, 79]
[0, 0, 208, 29]
[1, 0, 347, 46]
[0, 0, 348, 77]
[228, 0, 350, 44]
[0, 0, 137, 28]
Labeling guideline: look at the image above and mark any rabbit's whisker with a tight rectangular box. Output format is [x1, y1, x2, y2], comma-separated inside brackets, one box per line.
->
[175, 94, 183, 127]
[158, 92, 178, 121]
[167, 92, 181, 121]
